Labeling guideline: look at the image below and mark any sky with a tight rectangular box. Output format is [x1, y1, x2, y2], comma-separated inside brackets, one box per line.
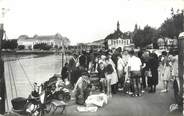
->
[0, 0, 184, 45]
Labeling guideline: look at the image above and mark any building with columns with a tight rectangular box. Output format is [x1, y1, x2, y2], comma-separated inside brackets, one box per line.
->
[17, 33, 70, 49]
[104, 21, 134, 50]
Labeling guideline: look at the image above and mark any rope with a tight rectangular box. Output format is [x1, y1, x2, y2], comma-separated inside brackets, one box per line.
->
[8, 61, 18, 97]
[18, 59, 33, 89]
[5, 94, 9, 112]
[4, 75, 9, 112]
[7, 61, 14, 98]
[3, 54, 10, 112]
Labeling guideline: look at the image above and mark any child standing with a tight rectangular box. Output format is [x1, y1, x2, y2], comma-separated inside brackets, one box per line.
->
[97, 62, 106, 93]
[105, 58, 116, 97]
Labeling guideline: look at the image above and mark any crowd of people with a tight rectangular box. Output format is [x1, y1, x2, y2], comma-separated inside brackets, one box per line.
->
[60, 47, 178, 100]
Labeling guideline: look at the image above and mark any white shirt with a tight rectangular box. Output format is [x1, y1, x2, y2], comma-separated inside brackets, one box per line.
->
[117, 58, 125, 71]
[122, 54, 130, 66]
[127, 56, 142, 71]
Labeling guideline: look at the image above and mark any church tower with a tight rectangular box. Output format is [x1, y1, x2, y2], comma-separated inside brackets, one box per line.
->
[117, 21, 120, 31]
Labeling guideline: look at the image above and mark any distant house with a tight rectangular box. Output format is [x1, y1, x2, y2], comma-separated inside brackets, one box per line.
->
[104, 21, 134, 50]
[86, 39, 105, 50]
[17, 33, 70, 49]
[157, 37, 177, 49]
[68, 39, 105, 53]
[165, 37, 177, 49]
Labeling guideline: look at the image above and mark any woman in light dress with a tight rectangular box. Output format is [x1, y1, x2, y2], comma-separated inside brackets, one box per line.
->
[171, 53, 178, 80]
[106, 53, 118, 94]
[160, 51, 172, 93]
[117, 54, 126, 90]
[121, 50, 130, 85]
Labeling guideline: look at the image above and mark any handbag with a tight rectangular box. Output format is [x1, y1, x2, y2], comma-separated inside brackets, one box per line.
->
[147, 69, 152, 77]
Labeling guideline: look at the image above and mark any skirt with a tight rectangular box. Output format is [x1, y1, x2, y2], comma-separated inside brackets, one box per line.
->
[161, 66, 171, 81]
[105, 72, 118, 85]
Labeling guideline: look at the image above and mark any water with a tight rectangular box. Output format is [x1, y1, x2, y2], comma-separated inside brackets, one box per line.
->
[5, 54, 66, 82]
[16, 55, 63, 83]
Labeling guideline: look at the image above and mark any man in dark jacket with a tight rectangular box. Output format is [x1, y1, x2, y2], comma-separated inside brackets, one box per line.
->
[68, 54, 77, 88]
[61, 63, 69, 81]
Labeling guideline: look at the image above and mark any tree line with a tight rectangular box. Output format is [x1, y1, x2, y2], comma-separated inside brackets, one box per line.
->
[2, 9, 183, 50]
[2, 39, 18, 50]
[2, 40, 54, 50]
[132, 8, 183, 48]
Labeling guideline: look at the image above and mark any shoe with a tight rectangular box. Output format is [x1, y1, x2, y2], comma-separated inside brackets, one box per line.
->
[110, 94, 112, 98]
[138, 93, 142, 97]
[108, 94, 112, 98]
[131, 94, 135, 97]
[141, 90, 145, 93]
[161, 89, 167, 93]
[118, 88, 124, 91]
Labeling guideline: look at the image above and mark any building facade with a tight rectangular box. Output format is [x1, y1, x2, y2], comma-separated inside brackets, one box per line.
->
[107, 38, 131, 49]
[157, 37, 177, 49]
[105, 21, 134, 50]
[17, 33, 70, 49]
[68, 40, 105, 53]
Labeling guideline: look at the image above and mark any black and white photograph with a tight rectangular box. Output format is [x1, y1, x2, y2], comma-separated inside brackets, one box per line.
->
[0, 0, 184, 116]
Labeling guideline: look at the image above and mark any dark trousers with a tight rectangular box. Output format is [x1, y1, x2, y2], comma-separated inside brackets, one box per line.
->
[111, 84, 117, 94]
[141, 69, 146, 89]
[130, 71, 141, 95]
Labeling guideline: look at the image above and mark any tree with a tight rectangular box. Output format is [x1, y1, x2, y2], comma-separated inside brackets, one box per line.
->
[2, 39, 18, 50]
[33, 43, 52, 50]
[132, 25, 158, 48]
[18, 45, 25, 50]
[159, 8, 183, 38]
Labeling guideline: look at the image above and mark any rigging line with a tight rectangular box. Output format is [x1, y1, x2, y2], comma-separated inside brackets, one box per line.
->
[7, 61, 13, 98]
[7, 61, 14, 99]
[18, 59, 33, 89]
[5, 86, 9, 112]
[3, 60, 10, 111]
[9, 61, 18, 97]
[4, 78, 10, 112]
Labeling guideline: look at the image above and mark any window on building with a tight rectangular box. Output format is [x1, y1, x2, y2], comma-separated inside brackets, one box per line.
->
[124, 40, 126, 45]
